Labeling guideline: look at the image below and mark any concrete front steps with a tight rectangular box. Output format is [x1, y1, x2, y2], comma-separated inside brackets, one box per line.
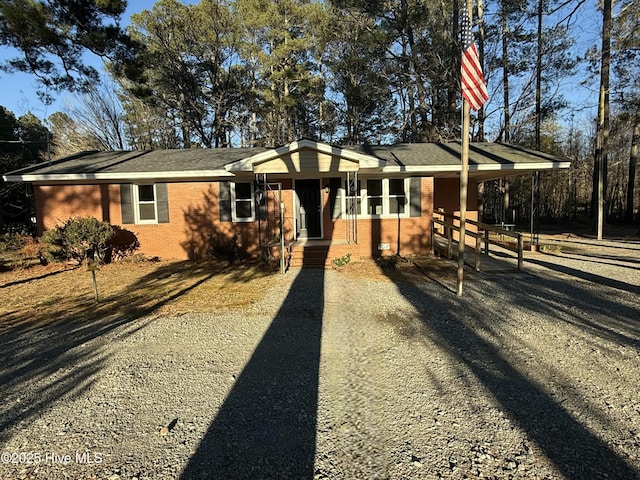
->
[287, 240, 359, 268]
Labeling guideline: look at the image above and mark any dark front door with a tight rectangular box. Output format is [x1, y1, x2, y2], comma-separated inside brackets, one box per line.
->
[295, 179, 322, 238]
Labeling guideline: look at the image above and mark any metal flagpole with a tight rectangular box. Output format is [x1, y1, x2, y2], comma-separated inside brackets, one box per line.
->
[457, 0, 473, 297]
[458, 98, 470, 296]
[457, 0, 487, 296]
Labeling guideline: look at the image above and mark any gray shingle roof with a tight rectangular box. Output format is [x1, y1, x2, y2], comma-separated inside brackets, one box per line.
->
[3, 142, 568, 182]
[6, 148, 269, 177]
[344, 142, 566, 167]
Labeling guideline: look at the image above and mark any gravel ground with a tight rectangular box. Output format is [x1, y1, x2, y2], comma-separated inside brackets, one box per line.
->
[1, 238, 639, 480]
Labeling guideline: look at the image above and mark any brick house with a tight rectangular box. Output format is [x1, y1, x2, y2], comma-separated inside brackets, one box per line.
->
[3, 139, 569, 265]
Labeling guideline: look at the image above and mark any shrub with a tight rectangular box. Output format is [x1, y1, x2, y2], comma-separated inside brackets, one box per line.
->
[107, 225, 140, 261]
[0, 232, 30, 253]
[0, 233, 41, 270]
[207, 233, 241, 263]
[40, 216, 114, 265]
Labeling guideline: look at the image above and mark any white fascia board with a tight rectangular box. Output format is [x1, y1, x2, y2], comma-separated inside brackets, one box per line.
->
[225, 157, 257, 172]
[225, 139, 386, 172]
[3, 170, 235, 183]
[381, 161, 571, 174]
[225, 140, 315, 171]
[311, 141, 386, 168]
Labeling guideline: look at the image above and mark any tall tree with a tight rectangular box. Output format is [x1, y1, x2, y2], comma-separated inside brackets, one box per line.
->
[0, 107, 48, 227]
[235, 0, 328, 146]
[612, 0, 640, 224]
[67, 81, 128, 150]
[325, 5, 396, 144]
[626, 107, 640, 224]
[0, 0, 136, 102]
[126, 0, 243, 147]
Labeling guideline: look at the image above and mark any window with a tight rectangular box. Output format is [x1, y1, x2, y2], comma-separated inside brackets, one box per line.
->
[367, 179, 383, 215]
[120, 183, 169, 225]
[135, 184, 157, 223]
[341, 178, 408, 217]
[388, 179, 407, 215]
[232, 182, 255, 221]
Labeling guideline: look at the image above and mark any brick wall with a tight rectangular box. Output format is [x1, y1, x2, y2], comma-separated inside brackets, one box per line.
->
[34, 184, 118, 233]
[34, 176, 480, 261]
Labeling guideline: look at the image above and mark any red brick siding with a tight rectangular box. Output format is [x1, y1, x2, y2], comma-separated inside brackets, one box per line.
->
[319, 177, 434, 258]
[34, 176, 479, 261]
[34, 184, 118, 234]
[434, 177, 478, 220]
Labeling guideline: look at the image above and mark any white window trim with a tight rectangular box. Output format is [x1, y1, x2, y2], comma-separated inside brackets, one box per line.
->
[133, 184, 158, 224]
[342, 177, 410, 218]
[231, 182, 255, 222]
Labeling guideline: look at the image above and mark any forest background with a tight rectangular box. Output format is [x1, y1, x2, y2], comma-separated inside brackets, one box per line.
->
[0, 0, 638, 233]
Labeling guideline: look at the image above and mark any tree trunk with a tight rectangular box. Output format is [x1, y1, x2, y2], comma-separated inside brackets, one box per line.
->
[476, 0, 485, 141]
[449, 0, 460, 138]
[402, 0, 431, 140]
[535, 0, 543, 151]
[501, 0, 510, 144]
[625, 105, 639, 224]
[595, 0, 611, 240]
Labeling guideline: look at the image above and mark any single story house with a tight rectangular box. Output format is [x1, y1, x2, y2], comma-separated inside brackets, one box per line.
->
[3, 139, 569, 266]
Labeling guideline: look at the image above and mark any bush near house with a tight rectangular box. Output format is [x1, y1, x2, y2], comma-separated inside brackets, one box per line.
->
[40, 216, 115, 265]
[108, 225, 141, 262]
[0, 232, 40, 270]
[207, 233, 241, 263]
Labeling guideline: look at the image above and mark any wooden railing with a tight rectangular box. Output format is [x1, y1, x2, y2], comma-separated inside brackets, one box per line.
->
[432, 210, 524, 271]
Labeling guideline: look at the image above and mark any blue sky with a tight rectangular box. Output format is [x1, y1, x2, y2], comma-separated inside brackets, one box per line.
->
[0, 0, 160, 119]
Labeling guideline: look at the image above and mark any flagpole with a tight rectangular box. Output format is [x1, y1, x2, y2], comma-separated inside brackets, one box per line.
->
[457, 0, 473, 297]
[458, 100, 470, 296]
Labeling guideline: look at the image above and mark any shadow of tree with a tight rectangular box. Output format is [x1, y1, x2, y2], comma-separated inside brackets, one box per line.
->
[527, 254, 640, 295]
[0, 261, 271, 444]
[180, 180, 331, 479]
[0, 265, 74, 289]
[181, 184, 259, 261]
[179, 268, 324, 479]
[562, 251, 640, 268]
[378, 232, 640, 478]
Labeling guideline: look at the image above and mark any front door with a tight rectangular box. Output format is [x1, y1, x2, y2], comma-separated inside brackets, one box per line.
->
[295, 179, 322, 238]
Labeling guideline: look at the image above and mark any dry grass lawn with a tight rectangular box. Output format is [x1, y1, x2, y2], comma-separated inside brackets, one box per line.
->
[0, 253, 457, 332]
[0, 259, 280, 332]
[0, 227, 464, 329]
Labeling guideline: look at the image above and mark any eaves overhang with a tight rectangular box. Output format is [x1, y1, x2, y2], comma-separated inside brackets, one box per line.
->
[2, 170, 235, 183]
[380, 161, 572, 175]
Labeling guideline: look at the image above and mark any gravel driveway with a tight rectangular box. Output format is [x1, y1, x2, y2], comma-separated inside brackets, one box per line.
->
[1, 238, 639, 479]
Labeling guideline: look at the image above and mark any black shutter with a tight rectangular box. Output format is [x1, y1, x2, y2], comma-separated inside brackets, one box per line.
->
[255, 183, 267, 221]
[120, 184, 134, 224]
[156, 183, 170, 223]
[219, 181, 232, 221]
[410, 177, 421, 217]
[329, 177, 342, 219]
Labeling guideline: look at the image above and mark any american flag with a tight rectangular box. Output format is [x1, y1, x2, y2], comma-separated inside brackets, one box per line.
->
[460, 7, 488, 111]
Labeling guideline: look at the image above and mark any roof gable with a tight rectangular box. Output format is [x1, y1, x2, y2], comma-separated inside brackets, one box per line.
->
[225, 139, 386, 173]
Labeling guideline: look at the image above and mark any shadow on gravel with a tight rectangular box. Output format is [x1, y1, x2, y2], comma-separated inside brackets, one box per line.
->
[564, 251, 640, 268]
[0, 262, 232, 443]
[180, 267, 324, 480]
[527, 255, 640, 295]
[383, 256, 639, 479]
